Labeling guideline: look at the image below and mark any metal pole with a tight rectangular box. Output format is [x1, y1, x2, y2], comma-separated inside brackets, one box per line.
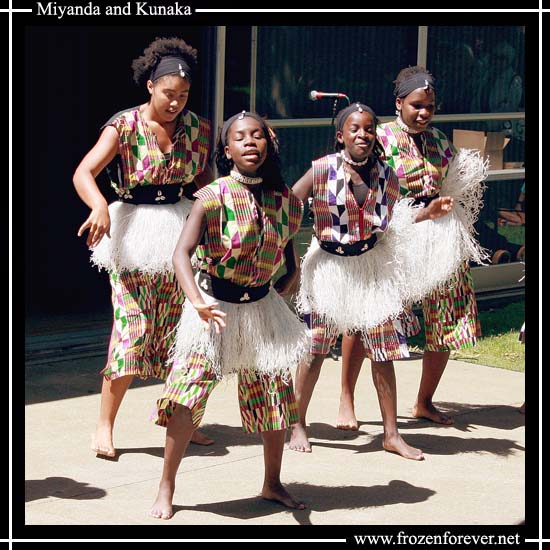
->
[417, 26, 428, 67]
[213, 26, 226, 178]
[250, 26, 258, 112]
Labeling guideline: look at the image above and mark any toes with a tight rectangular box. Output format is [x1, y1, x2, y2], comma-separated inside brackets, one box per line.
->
[150, 510, 173, 520]
[433, 413, 454, 425]
[288, 445, 311, 453]
[336, 423, 358, 431]
[94, 446, 116, 459]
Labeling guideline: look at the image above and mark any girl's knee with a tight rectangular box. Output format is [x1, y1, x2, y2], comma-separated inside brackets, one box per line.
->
[171, 403, 194, 423]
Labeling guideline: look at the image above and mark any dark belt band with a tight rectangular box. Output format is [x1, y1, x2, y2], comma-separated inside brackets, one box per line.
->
[412, 193, 440, 207]
[117, 184, 183, 205]
[318, 233, 378, 256]
[198, 271, 270, 304]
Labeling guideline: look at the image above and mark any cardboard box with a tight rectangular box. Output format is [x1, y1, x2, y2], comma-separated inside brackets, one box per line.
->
[452, 129, 510, 170]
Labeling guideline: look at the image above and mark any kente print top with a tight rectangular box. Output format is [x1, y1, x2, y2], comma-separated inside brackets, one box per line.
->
[102, 108, 211, 192]
[377, 121, 456, 199]
[311, 153, 400, 245]
[195, 177, 303, 287]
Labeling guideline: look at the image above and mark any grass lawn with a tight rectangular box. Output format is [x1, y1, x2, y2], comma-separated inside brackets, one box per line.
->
[485, 220, 525, 247]
[408, 299, 525, 372]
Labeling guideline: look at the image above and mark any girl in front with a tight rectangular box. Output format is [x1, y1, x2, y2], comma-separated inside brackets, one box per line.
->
[150, 111, 306, 520]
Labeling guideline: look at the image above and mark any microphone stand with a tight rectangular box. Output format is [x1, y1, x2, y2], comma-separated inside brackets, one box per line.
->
[326, 98, 339, 154]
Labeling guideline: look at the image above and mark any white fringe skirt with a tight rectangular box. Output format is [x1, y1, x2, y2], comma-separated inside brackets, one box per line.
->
[170, 275, 309, 381]
[90, 198, 194, 274]
[297, 148, 489, 335]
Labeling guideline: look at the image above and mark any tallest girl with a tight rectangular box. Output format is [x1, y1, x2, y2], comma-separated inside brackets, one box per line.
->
[338, 66, 481, 429]
[73, 36, 214, 458]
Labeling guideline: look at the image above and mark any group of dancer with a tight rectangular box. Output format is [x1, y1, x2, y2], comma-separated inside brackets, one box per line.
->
[74, 36, 488, 520]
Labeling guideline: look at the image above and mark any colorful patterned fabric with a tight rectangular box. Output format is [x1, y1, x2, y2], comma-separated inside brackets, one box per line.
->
[378, 121, 479, 352]
[422, 262, 480, 351]
[153, 353, 298, 433]
[96, 110, 211, 380]
[377, 121, 456, 198]
[311, 154, 400, 244]
[102, 270, 184, 380]
[194, 177, 303, 286]
[238, 369, 298, 433]
[304, 310, 420, 361]
[105, 108, 211, 194]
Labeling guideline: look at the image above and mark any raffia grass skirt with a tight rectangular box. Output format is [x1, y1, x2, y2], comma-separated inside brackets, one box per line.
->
[297, 148, 489, 336]
[90, 198, 193, 274]
[169, 275, 309, 381]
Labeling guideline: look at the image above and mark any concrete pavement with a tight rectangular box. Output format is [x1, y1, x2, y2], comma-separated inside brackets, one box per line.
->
[24, 335, 526, 527]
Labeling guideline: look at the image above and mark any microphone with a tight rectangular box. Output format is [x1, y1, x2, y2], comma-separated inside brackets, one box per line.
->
[309, 90, 349, 101]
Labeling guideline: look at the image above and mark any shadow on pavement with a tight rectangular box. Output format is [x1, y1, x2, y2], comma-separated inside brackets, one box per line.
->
[25, 477, 107, 503]
[363, 402, 526, 432]
[110, 423, 274, 462]
[170, 480, 436, 525]
[25, 357, 164, 405]
[310, 427, 524, 458]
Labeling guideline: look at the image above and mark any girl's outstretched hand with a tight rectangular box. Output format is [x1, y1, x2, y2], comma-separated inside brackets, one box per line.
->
[426, 196, 454, 219]
[78, 205, 111, 248]
[415, 196, 454, 223]
[193, 302, 227, 334]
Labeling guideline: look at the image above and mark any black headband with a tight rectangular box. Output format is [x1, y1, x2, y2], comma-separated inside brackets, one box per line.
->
[336, 103, 376, 132]
[150, 56, 192, 83]
[394, 72, 435, 98]
[220, 111, 267, 146]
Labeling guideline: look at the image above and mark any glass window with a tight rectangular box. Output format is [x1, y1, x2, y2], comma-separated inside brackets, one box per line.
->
[276, 125, 337, 188]
[473, 178, 525, 265]
[256, 26, 418, 119]
[427, 26, 525, 117]
[223, 27, 252, 119]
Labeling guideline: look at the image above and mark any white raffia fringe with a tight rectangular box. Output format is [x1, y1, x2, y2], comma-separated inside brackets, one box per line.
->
[90, 198, 193, 274]
[297, 235, 411, 333]
[390, 147, 490, 303]
[170, 281, 309, 381]
[440, 147, 490, 267]
[297, 148, 489, 332]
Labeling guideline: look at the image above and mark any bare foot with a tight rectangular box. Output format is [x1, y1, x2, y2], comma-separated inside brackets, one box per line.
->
[150, 481, 175, 520]
[412, 402, 454, 425]
[91, 427, 116, 458]
[262, 482, 305, 510]
[383, 434, 424, 461]
[190, 429, 215, 446]
[288, 423, 312, 453]
[518, 402, 525, 414]
[336, 397, 358, 431]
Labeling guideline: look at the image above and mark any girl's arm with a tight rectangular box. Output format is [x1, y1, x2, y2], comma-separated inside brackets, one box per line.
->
[193, 163, 214, 190]
[291, 167, 314, 202]
[172, 200, 226, 333]
[273, 239, 300, 296]
[73, 126, 119, 248]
